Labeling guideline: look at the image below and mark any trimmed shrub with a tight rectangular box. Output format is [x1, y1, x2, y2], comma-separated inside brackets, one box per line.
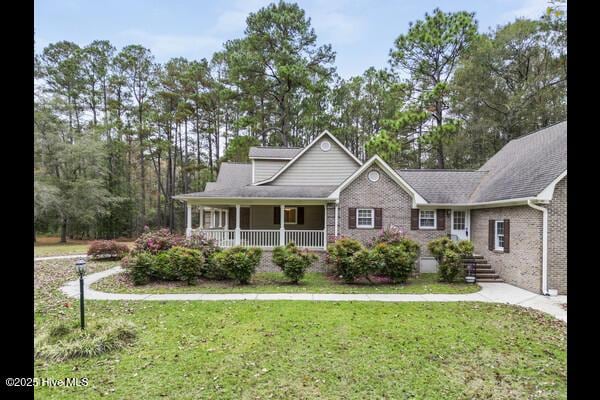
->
[273, 243, 318, 284]
[214, 246, 262, 284]
[87, 240, 130, 260]
[427, 237, 474, 283]
[350, 248, 378, 282]
[371, 242, 416, 283]
[133, 228, 184, 254]
[127, 251, 154, 285]
[35, 319, 137, 362]
[438, 249, 463, 283]
[326, 237, 364, 283]
[151, 247, 204, 284]
[166, 246, 205, 284]
[183, 232, 221, 278]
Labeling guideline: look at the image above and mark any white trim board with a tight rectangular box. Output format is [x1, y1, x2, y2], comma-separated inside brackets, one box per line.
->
[328, 155, 428, 207]
[253, 131, 362, 185]
[537, 170, 567, 201]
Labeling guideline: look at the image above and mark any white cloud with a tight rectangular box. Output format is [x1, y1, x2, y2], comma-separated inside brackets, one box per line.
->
[504, 0, 550, 20]
[119, 29, 222, 60]
[213, 0, 272, 34]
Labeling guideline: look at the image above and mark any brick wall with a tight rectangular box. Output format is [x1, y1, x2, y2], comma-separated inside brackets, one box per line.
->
[547, 176, 567, 294]
[471, 206, 543, 293]
[338, 166, 450, 256]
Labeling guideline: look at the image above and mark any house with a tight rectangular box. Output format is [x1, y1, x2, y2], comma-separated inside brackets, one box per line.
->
[175, 121, 567, 295]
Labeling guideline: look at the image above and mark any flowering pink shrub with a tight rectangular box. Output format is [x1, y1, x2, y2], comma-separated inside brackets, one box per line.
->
[87, 240, 130, 260]
[367, 228, 407, 248]
[133, 229, 184, 254]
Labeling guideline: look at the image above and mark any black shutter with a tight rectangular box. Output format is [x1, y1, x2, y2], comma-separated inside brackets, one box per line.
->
[411, 209, 419, 230]
[436, 209, 445, 230]
[348, 207, 356, 229]
[374, 208, 382, 229]
[504, 219, 510, 253]
[274, 206, 280, 225]
[488, 220, 495, 251]
[298, 207, 304, 225]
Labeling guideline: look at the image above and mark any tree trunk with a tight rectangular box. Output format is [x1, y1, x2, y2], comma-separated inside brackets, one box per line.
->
[61, 218, 68, 243]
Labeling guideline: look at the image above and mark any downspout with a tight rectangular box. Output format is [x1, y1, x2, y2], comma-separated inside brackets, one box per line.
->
[527, 200, 549, 295]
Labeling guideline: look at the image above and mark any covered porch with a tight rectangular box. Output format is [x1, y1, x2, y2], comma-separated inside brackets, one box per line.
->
[184, 200, 330, 250]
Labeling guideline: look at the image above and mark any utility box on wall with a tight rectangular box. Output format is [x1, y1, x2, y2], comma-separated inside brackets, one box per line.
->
[420, 257, 438, 273]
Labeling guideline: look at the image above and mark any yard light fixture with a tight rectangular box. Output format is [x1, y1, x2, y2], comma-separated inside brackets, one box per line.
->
[75, 258, 86, 329]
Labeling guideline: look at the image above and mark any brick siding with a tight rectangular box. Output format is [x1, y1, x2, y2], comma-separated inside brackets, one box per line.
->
[338, 166, 450, 256]
[547, 176, 567, 294]
[471, 206, 543, 293]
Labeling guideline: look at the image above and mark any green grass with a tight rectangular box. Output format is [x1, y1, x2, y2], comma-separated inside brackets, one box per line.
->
[34, 243, 91, 257]
[35, 259, 566, 400]
[34, 241, 134, 257]
[92, 271, 482, 294]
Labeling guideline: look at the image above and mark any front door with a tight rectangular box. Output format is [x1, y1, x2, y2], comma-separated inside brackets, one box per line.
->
[451, 210, 470, 241]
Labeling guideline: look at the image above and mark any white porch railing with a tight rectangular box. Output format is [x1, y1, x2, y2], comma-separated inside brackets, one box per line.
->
[285, 230, 326, 249]
[198, 229, 236, 248]
[192, 229, 325, 249]
[240, 230, 280, 248]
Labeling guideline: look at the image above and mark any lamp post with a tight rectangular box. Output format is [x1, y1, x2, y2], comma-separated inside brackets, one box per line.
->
[75, 259, 86, 329]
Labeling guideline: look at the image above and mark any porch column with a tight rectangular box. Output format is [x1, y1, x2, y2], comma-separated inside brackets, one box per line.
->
[323, 204, 327, 249]
[280, 204, 285, 246]
[186, 203, 192, 237]
[199, 206, 204, 230]
[235, 205, 241, 245]
[224, 209, 229, 230]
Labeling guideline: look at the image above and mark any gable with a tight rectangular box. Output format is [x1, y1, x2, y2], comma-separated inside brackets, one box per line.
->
[270, 136, 360, 186]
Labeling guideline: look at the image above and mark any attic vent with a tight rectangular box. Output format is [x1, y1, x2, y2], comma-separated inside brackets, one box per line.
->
[320, 140, 331, 152]
[368, 170, 380, 182]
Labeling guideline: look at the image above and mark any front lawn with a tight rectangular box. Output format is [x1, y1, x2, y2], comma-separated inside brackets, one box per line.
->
[34, 240, 134, 257]
[92, 271, 481, 294]
[35, 259, 566, 399]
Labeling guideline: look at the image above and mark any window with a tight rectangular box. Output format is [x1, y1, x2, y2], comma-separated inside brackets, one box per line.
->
[419, 210, 436, 229]
[495, 220, 505, 250]
[284, 207, 297, 224]
[368, 170, 380, 182]
[453, 211, 465, 230]
[320, 140, 331, 152]
[221, 211, 227, 227]
[356, 208, 374, 228]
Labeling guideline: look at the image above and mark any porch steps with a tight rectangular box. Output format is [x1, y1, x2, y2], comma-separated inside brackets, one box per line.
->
[463, 254, 504, 283]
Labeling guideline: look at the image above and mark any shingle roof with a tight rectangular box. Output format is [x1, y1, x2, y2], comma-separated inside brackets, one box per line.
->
[396, 170, 488, 203]
[249, 146, 303, 159]
[203, 163, 253, 192]
[180, 122, 566, 204]
[178, 162, 335, 199]
[469, 121, 567, 202]
[182, 185, 338, 199]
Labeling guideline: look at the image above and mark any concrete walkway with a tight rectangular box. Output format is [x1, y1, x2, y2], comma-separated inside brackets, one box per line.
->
[35, 254, 88, 261]
[61, 266, 567, 322]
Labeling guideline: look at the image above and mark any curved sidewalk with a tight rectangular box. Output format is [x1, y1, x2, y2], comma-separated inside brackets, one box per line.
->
[61, 266, 567, 322]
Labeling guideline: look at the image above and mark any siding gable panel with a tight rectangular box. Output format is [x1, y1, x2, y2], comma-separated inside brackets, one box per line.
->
[254, 160, 288, 182]
[272, 137, 359, 185]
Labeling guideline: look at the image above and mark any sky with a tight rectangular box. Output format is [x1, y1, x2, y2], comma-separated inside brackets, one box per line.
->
[34, 0, 552, 79]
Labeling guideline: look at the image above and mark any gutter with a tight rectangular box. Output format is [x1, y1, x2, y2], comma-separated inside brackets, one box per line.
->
[527, 200, 549, 295]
